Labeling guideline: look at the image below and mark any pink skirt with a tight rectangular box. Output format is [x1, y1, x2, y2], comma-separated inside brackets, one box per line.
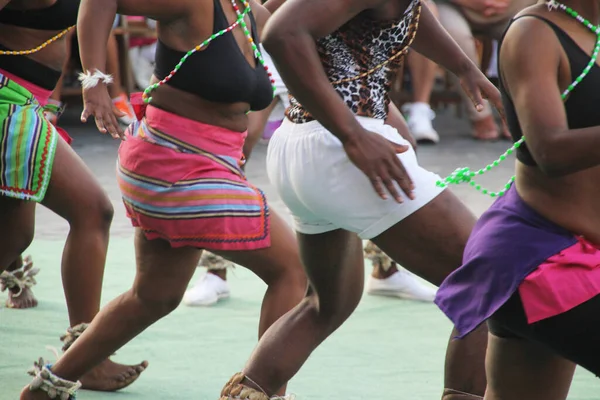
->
[117, 101, 270, 251]
[519, 236, 600, 324]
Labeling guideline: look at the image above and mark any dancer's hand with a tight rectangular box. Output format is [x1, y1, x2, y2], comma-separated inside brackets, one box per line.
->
[458, 63, 506, 123]
[343, 131, 414, 203]
[81, 85, 126, 140]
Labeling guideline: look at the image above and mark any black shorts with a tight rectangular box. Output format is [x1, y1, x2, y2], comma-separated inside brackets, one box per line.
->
[488, 291, 600, 377]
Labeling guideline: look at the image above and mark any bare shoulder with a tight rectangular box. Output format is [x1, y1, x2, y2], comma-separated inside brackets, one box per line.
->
[264, 0, 393, 40]
[500, 14, 563, 86]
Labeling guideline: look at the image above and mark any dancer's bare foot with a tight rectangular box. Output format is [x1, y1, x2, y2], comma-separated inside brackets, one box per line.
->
[7, 286, 38, 308]
[19, 359, 148, 399]
[80, 359, 149, 391]
[20, 387, 46, 400]
[471, 114, 500, 141]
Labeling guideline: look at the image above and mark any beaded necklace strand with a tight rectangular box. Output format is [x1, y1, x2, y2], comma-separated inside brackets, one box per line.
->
[0, 26, 74, 56]
[436, 0, 600, 198]
[143, 0, 276, 104]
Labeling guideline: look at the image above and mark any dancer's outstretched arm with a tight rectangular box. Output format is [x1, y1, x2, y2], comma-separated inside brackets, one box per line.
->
[77, 0, 194, 139]
[263, 0, 422, 202]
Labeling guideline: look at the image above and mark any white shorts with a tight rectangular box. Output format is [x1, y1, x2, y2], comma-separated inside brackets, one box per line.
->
[266, 117, 444, 239]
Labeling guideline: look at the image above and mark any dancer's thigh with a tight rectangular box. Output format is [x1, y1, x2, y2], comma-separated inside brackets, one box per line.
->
[372, 189, 476, 286]
[133, 229, 201, 307]
[484, 333, 575, 400]
[491, 292, 600, 377]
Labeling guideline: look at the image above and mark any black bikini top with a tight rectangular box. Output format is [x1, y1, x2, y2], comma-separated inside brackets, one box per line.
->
[154, 0, 273, 112]
[499, 15, 600, 166]
[0, 0, 79, 30]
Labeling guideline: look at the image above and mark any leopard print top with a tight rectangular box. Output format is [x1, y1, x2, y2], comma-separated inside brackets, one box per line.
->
[286, 0, 421, 123]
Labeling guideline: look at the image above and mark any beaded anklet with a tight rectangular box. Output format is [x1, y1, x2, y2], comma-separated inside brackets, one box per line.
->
[27, 359, 81, 400]
[220, 372, 295, 400]
[60, 323, 89, 352]
[436, 1, 600, 198]
[143, 0, 276, 105]
[0, 26, 74, 56]
[0, 256, 39, 298]
[364, 241, 395, 272]
[199, 251, 235, 270]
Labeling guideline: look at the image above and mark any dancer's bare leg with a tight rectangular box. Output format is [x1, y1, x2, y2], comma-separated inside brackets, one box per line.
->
[224, 190, 487, 399]
[216, 211, 307, 339]
[21, 209, 306, 400]
[225, 229, 365, 396]
[40, 138, 147, 391]
[483, 334, 575, 400]
[0, 198, 36, 308]
[371, 190, 487, 398]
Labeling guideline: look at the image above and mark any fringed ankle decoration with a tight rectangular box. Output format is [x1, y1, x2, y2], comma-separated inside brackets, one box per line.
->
[219, 373, 295, 400]
[0, 255, 39, 297]
[60, 323, 89, 352]
[442, 388, 484, 400]
[364, 241, 395, 271]
[200, 251, 235, 271]
[220, 372, 269, 400]
[27, 358, 81, 400]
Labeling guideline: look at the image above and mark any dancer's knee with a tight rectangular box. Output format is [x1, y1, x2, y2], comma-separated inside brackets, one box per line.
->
[132, 285, 185, 319]
[2, 226, 34, 269]
[69, 194, 114, 232]
[312, 285, 362, 329]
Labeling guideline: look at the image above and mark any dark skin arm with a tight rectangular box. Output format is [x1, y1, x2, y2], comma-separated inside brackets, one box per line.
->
[249, 0, 271, 36]
[77, 0, 193, 139]
[263, 0, 499, 201]
[0, 0, 10, 10]
[264, 0, 414, 202]
[501, 17, 600, 177]
[262, 0, 286, 13]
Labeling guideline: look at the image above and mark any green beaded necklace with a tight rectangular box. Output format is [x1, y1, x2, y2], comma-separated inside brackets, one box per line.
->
[436, 0, 600, 198]
[142, 0, 277, 105]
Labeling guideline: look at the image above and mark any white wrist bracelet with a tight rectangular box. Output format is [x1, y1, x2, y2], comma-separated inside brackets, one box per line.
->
[78, 70, 114, 89]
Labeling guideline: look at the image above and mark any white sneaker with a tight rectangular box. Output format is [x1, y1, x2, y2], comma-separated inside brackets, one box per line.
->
[183, 273, 231, 307]
[402, 102, 440, 144]
[366, 269, 437, 302]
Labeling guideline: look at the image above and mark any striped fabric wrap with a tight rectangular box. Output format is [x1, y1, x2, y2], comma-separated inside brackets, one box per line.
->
[117, 104, 271, 251]
[0, 73, 57, 202]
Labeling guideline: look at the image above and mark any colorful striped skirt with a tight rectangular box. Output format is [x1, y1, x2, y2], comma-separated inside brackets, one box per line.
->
[117, 104, 271, 251]
[0, 68, 72, 145]
[0, 72, 58, 202]
[435, 185, 600, 338]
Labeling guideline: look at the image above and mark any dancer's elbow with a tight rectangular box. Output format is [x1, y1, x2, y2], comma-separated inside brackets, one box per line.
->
[263, 20, 306, 57]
